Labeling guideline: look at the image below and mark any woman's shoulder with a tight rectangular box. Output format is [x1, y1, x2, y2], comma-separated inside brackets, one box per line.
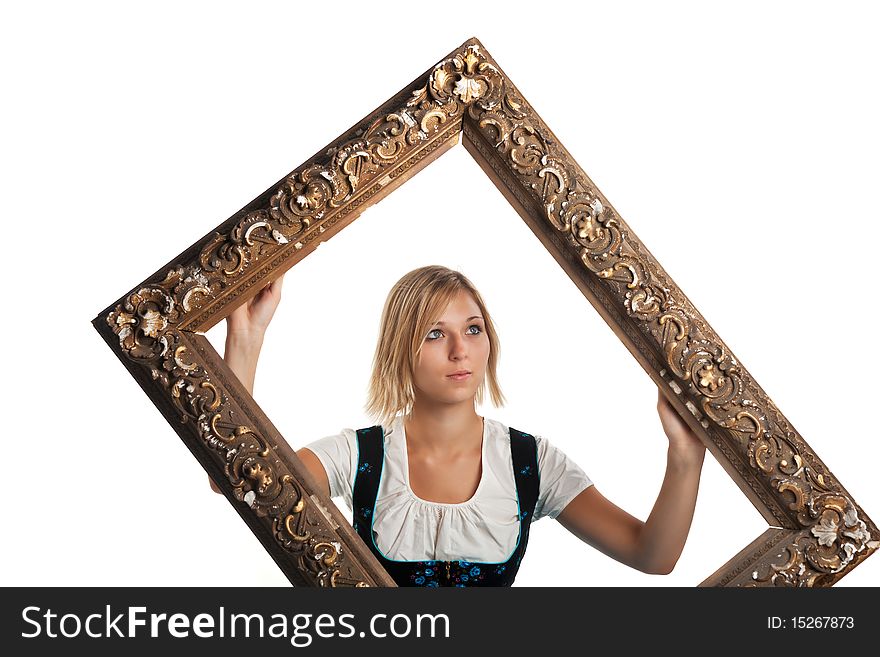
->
[484, 416, 544, 443]
[485, 418, 576, 465]
[301, 426, 359, 454]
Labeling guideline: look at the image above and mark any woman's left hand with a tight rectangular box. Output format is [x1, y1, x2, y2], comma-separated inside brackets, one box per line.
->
[656, 389, 706, 467]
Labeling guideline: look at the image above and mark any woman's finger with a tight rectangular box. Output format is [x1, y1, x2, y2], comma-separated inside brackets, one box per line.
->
[272, 273, 284, 296]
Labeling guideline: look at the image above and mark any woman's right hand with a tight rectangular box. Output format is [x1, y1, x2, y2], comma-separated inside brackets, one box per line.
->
[226, 273, 285, 340]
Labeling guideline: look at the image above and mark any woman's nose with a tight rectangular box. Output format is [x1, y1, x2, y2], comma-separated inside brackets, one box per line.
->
[448, 334, 468, 358]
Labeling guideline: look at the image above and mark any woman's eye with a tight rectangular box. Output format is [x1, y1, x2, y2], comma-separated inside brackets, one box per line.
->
[426, 325, 482, 340]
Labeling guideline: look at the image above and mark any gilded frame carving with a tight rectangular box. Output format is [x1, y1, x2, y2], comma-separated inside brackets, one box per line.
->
[92, 36, 877, 587]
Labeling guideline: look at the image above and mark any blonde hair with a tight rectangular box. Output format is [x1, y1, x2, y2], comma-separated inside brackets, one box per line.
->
[364, 265, 506, 429]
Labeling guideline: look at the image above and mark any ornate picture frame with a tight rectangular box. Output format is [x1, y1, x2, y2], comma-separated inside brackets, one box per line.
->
[92, 36, 877, 587]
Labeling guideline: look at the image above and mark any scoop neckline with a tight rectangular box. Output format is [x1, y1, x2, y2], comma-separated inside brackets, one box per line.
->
[398, 415, 487, 508]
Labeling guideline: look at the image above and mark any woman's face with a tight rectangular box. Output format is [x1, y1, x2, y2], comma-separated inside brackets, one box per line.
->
[412, 290, 490, 408]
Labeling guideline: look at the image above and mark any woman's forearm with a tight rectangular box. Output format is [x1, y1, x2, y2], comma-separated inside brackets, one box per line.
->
[634, 448, 705, 574]
[223, 331, 265, 395]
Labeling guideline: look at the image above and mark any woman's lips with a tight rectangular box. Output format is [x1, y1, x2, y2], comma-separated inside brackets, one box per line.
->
[447, 372, 471, 381]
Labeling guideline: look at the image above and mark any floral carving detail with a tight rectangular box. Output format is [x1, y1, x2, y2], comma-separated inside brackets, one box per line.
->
[107, 286, 177, 361]
[106, 265, 215, 361]
[428, 44, 502, 111]
[697, 363, 725, 391]
[746, 499, 875, 586]
[455, 76, 484, 104]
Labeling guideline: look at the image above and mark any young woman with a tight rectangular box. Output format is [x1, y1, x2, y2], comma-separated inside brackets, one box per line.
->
[213, 265, 706, 586]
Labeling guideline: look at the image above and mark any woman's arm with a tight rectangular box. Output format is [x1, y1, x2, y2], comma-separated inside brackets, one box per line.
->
[209, 275, 284, 494]
[223, 274, 285, 395]
[224, 331, 265, 397]
[209, 273, 332, 498]
[555, 388, 706, 575]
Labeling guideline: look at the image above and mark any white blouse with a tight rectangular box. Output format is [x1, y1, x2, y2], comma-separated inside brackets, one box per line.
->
[302, 414, 593, 562]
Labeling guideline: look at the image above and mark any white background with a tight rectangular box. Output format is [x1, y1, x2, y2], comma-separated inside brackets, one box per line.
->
[3, 0, 878, 588]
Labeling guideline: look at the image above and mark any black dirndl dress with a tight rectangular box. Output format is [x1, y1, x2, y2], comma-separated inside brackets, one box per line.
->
[351, 423, 539, 587]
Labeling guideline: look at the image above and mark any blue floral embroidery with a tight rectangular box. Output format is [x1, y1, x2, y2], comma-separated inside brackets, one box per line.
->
[445, 560, 488, 586]
[408, 561, 443, 587]
[358, 462, 373, 474]
[519, 465, 532, 476]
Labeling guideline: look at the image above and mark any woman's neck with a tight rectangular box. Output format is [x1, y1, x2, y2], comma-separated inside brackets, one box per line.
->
[403, 402, 484, 458]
